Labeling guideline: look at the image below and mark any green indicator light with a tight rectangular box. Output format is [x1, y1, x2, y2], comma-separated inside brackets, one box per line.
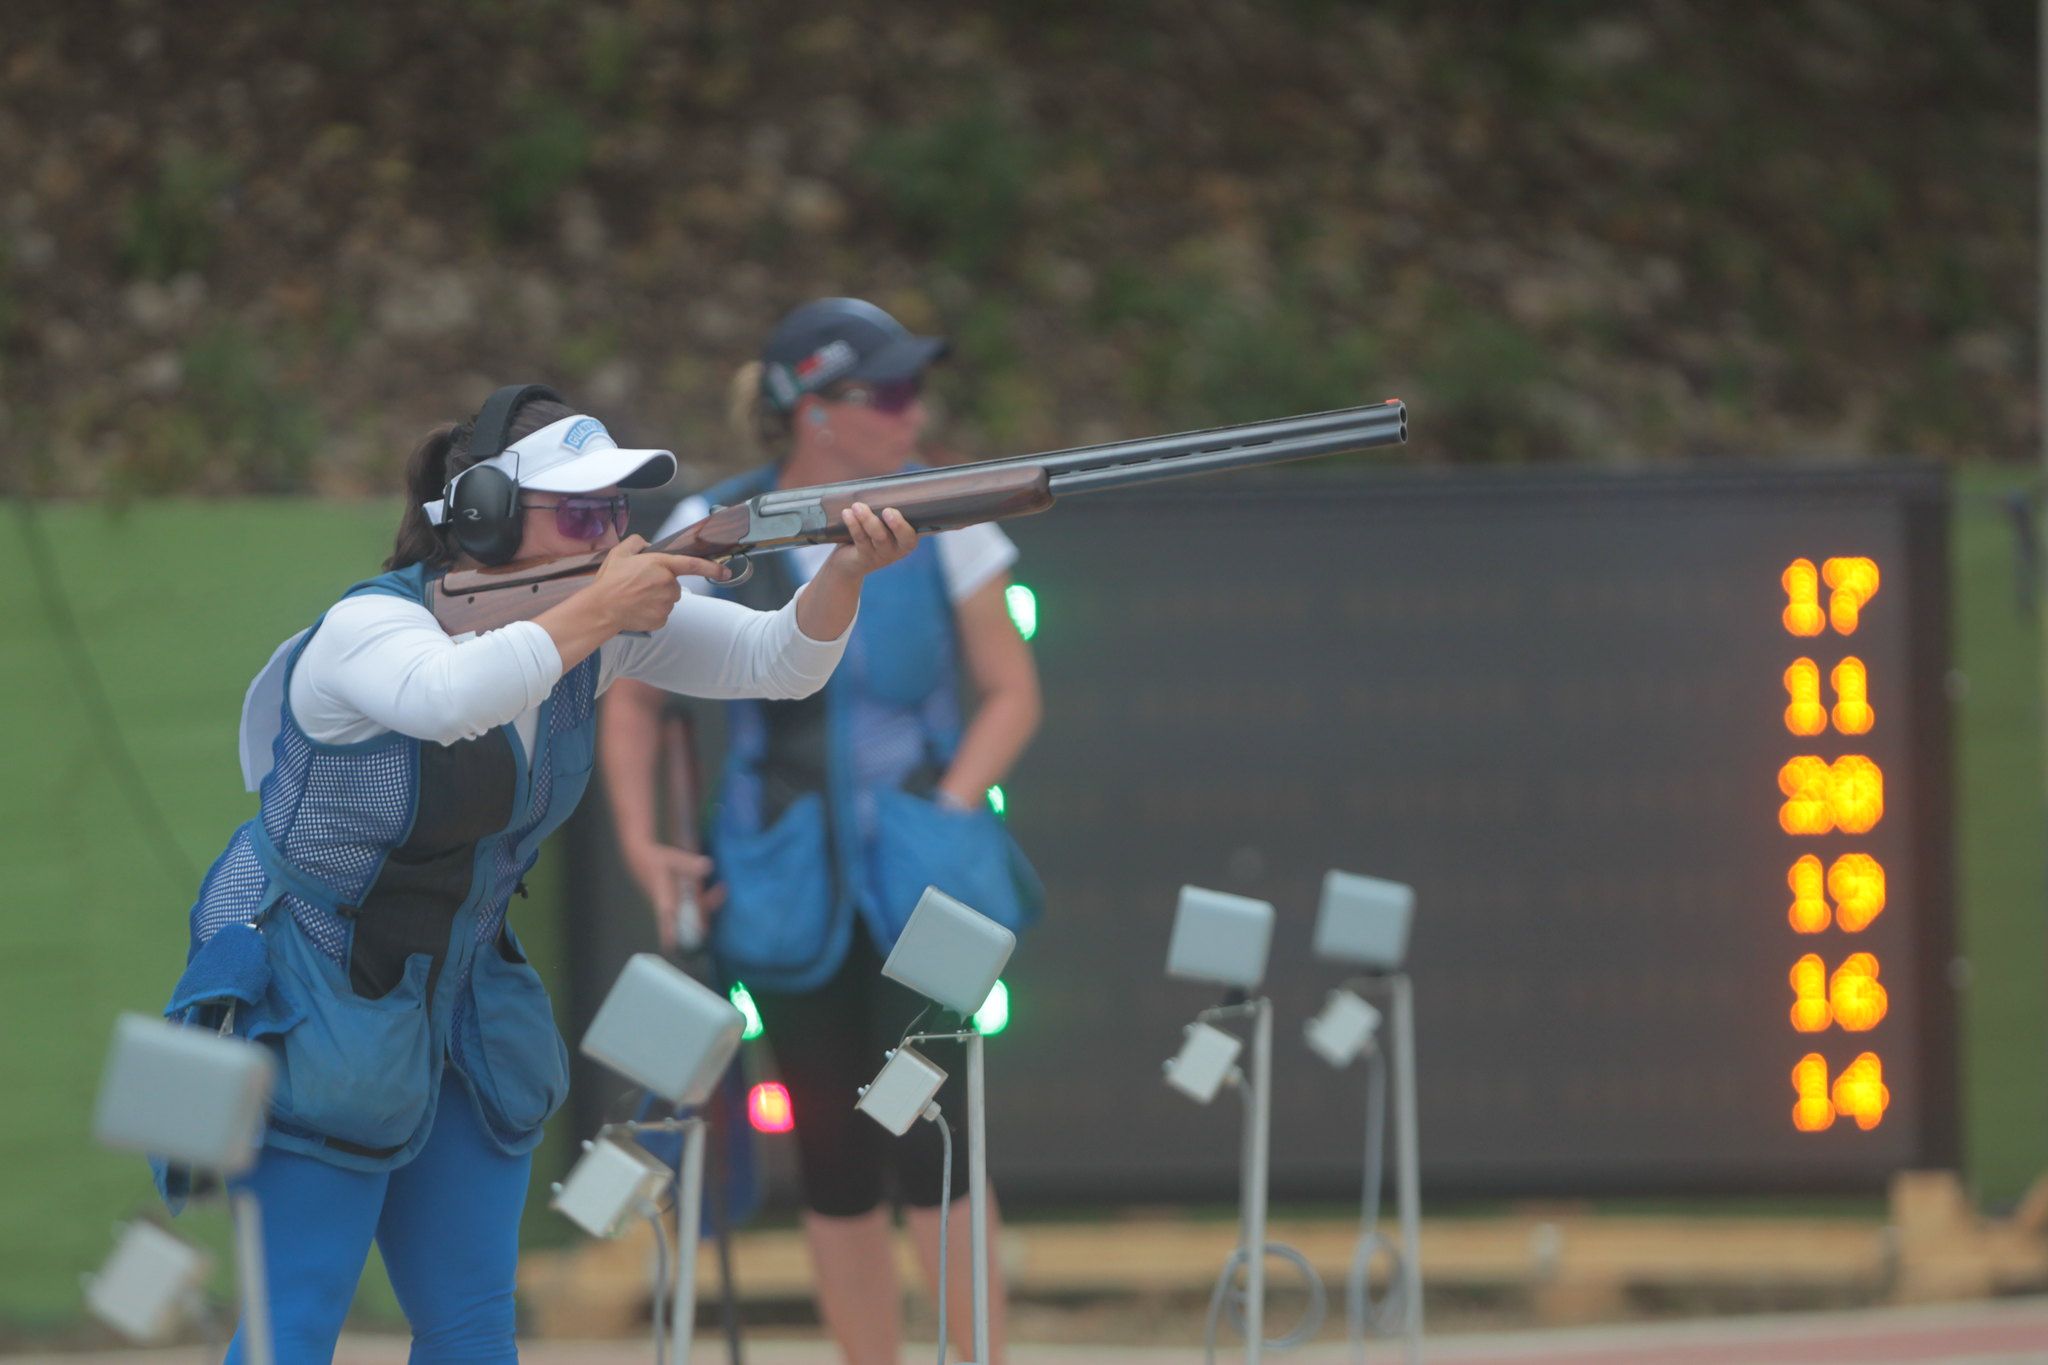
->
[974, 978, 1011, 1036]
[986, 785, 1006, 818]
[1005, 584, 1038, 641]
[729, 982, 764, 1041]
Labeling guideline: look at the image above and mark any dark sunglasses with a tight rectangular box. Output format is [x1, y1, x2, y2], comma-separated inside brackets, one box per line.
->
[830, 376, 923, 415]
[522, 493, 631, 541]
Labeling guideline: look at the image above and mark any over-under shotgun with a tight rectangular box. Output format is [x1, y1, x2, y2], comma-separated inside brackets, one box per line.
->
[430, 399, 1407, 635]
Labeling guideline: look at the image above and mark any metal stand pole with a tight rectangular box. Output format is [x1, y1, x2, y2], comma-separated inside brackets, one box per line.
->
[966, 1028, 991, 1365]
[706, 1092, 745, 1365]
[1242, 997, 1272, 1365]
[670, 1118, 706, 1365]
[230, 1190, 273, 1365]
[1389, 976, 1423, 1361]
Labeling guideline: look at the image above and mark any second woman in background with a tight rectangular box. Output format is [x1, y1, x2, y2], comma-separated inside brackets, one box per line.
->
[601, 298, 1041, 1365]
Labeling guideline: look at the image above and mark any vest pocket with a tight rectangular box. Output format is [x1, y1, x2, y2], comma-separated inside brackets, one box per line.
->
[466, 926, 571, 1136]
[870, 789, 1043, 946]
[711, 791, 833, 973]
[267, 917, 435, 1152]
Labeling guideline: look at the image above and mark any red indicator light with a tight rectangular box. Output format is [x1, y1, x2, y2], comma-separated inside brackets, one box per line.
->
[748, 1082, 795, 1133]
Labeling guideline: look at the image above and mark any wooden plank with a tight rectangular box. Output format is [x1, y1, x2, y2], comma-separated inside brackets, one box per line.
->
[517, 1212, 1915, 1337]
[514, 1177, 2048, 1339]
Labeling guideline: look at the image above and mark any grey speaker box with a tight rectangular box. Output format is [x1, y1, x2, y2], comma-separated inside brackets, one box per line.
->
[1313, 870, 1414, 971]
[92, 1014, 275, 1175]
[881, 887, 1016, 1017]
[580, 953, 744, 1106]
[1167, 885, 1275, 990]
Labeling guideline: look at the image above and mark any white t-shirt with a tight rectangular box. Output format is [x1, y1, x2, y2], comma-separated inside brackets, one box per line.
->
[655, 494, 1018, 605]
[239, 584, 849, 787]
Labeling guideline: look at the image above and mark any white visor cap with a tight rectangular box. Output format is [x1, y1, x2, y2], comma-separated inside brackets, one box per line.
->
[423, 415, 676, 524]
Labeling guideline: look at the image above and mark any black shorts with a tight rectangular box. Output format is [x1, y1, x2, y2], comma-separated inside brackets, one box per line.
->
[748, 925, 972, 1217]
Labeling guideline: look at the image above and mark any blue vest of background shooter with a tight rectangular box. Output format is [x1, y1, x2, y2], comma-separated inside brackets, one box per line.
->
[697, 465, 1042, 995]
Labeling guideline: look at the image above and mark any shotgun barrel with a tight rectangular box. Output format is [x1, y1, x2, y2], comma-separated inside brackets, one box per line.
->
[750, 400, 1406, 513]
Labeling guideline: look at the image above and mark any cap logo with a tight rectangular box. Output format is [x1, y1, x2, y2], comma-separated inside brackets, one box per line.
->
[562, 417, 611, 451]
[794, 339, 858, 387]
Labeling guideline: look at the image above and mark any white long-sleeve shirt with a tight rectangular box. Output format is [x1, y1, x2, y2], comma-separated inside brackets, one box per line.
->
[270, 586, 848, 762]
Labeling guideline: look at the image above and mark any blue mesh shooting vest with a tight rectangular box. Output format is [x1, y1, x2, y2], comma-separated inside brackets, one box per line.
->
[165, 563, 595, 1177]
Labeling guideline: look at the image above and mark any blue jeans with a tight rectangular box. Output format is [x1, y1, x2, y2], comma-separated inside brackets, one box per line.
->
[225, 1074, 531, 1364]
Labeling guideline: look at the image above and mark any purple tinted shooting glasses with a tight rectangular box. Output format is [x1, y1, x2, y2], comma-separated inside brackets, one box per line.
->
[522, 494, 631, 541]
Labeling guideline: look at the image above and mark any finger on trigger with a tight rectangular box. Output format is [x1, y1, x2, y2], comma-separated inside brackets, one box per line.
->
[653, 553, 709, 577]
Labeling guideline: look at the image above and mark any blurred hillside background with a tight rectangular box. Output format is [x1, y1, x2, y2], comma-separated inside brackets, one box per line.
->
[0, 0, 2038, 495]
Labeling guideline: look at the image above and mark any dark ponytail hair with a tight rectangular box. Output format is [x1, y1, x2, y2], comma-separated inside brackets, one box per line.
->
[385, 396, 576, 571]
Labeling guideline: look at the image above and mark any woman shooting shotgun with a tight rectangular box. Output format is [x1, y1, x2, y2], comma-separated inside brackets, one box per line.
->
[155, 382, 917, 1363]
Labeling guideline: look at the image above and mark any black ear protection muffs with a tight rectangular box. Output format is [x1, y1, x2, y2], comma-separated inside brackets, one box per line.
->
[444, 383, 565, 567]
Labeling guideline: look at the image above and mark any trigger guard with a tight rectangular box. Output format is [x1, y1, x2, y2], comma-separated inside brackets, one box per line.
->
[720, 554, 755, 588]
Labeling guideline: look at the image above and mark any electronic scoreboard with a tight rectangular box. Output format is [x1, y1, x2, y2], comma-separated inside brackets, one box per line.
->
[564, 464, 1954, 1199]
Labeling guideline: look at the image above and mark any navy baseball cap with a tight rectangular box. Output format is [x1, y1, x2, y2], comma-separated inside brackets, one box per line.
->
[759, 298, 949, 412]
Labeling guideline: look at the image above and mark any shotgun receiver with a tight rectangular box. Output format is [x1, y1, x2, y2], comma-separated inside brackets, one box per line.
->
[429, 399, 1407, 634]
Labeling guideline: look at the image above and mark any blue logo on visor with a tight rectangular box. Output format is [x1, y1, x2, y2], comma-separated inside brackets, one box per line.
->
[562, 418, 609, 450]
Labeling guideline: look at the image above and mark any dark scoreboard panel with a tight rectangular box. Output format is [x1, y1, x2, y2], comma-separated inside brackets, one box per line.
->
[562, 464, 1955, 1201]
[985, 464, 1954, 1200]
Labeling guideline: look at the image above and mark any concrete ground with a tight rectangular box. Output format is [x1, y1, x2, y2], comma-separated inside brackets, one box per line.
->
[10, 1296, 2048, 1365]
